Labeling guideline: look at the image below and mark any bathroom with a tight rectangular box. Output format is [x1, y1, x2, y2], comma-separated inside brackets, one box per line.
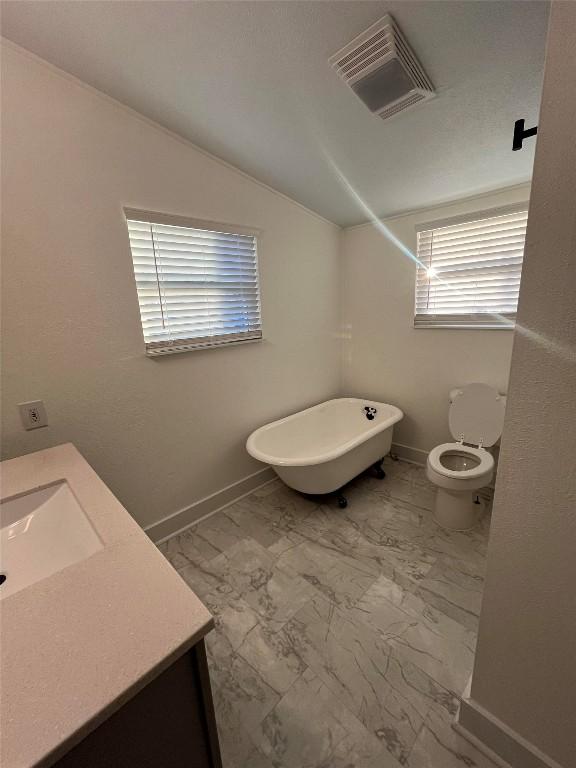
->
[1, 2, 575, 768]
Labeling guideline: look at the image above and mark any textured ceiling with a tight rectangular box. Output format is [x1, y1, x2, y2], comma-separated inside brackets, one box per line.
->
[0, 1, 549, 225]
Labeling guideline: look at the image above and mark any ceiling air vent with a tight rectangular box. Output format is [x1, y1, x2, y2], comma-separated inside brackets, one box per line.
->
[330, 14, 435, 120]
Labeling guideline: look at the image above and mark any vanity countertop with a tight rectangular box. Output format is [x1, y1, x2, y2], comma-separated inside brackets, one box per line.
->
[0, 443, 214, 768]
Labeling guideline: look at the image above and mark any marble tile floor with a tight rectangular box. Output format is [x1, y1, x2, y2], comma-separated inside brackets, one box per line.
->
[158, 458, 497, 768]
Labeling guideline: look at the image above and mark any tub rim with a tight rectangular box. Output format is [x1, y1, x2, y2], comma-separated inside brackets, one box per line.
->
[246, 397, 403, 467]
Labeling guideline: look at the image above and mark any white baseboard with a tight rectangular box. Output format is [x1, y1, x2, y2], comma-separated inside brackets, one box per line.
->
[453, 723, 514, 768]
[144, 444, 426, 544]
[457, 697, 565, 768]
[391, 442, 428, 466]
[145, 466, 276, 543]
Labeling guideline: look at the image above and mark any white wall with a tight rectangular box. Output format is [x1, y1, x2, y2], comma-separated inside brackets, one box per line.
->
[461, 4, 576, 767]
[0, 44, 340, 529]
[340, 185, 531, 457]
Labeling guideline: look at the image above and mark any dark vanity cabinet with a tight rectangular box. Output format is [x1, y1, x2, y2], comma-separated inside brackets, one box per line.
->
[55, 640, 222, 768]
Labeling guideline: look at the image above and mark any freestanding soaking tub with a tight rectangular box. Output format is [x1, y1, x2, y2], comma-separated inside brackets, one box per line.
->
[247, 398, 403, 506]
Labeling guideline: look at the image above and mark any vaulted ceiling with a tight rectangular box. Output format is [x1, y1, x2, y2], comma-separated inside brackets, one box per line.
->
[1, 1, 549, 225]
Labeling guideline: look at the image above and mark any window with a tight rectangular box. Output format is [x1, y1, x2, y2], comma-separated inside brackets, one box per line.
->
[125, 210, 261, 355]
[414, 204, 528, 329]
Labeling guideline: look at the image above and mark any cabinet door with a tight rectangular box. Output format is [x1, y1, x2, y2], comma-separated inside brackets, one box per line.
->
[55, 640, 222, 768]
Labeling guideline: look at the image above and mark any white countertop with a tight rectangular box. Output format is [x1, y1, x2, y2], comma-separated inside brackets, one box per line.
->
[0, 443, 214, 768]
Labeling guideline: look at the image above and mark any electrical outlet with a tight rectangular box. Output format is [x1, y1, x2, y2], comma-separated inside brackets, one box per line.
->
[19, 400, 48, 430]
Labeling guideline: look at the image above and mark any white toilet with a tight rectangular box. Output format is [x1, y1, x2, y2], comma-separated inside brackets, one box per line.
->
[427, 383, 506, 531]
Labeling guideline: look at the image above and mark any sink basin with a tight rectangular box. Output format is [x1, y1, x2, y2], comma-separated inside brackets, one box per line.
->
[0, 481, 103, 599]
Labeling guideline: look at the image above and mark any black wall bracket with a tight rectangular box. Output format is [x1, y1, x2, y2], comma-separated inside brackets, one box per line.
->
[513, 119, 538, 151]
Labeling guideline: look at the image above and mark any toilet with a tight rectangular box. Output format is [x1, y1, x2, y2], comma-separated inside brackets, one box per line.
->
[427, 383, 506, 531]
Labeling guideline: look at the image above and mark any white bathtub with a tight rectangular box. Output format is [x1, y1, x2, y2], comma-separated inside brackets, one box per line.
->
[246, 398, 403, 495]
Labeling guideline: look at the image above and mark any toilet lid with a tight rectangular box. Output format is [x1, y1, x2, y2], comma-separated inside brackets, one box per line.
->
[448, 383, 506, 447]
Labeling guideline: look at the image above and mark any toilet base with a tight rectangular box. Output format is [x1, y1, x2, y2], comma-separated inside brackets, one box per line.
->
[433, 487, 481, 531]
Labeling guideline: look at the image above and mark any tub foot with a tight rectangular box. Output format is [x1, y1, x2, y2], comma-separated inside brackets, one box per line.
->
[373, 459, 386, 480]
[337, 494, 348, 509]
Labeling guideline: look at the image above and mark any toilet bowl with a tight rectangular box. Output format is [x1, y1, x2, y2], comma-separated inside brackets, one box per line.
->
[427, 383, 506, 530]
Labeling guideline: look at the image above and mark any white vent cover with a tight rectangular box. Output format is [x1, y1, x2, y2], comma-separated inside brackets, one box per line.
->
[329, 15, 435, 120]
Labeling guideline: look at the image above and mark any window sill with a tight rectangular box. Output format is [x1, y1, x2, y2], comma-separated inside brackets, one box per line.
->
[145, 335, 263, 357]
[414, 313, 516, 330]
[413, 322, 516, 330]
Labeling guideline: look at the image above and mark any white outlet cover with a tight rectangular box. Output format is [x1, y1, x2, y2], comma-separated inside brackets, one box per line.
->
[18, 400, 48, 430]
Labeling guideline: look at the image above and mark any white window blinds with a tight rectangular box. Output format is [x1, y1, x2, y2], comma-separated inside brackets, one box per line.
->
[125, 210, 261, 355]
[415, 205, 528, 329]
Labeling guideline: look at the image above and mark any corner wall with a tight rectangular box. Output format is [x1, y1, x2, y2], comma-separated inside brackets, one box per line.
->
[340, 185, 530, 458]
[459, 4, 576, 767]
[0, 43, 341, 530]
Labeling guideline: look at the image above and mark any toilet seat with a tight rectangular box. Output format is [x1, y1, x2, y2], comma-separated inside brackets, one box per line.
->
[448, 383, 505, 448]
[427, 383, 503, 530]
[428, 442, 494, 480]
